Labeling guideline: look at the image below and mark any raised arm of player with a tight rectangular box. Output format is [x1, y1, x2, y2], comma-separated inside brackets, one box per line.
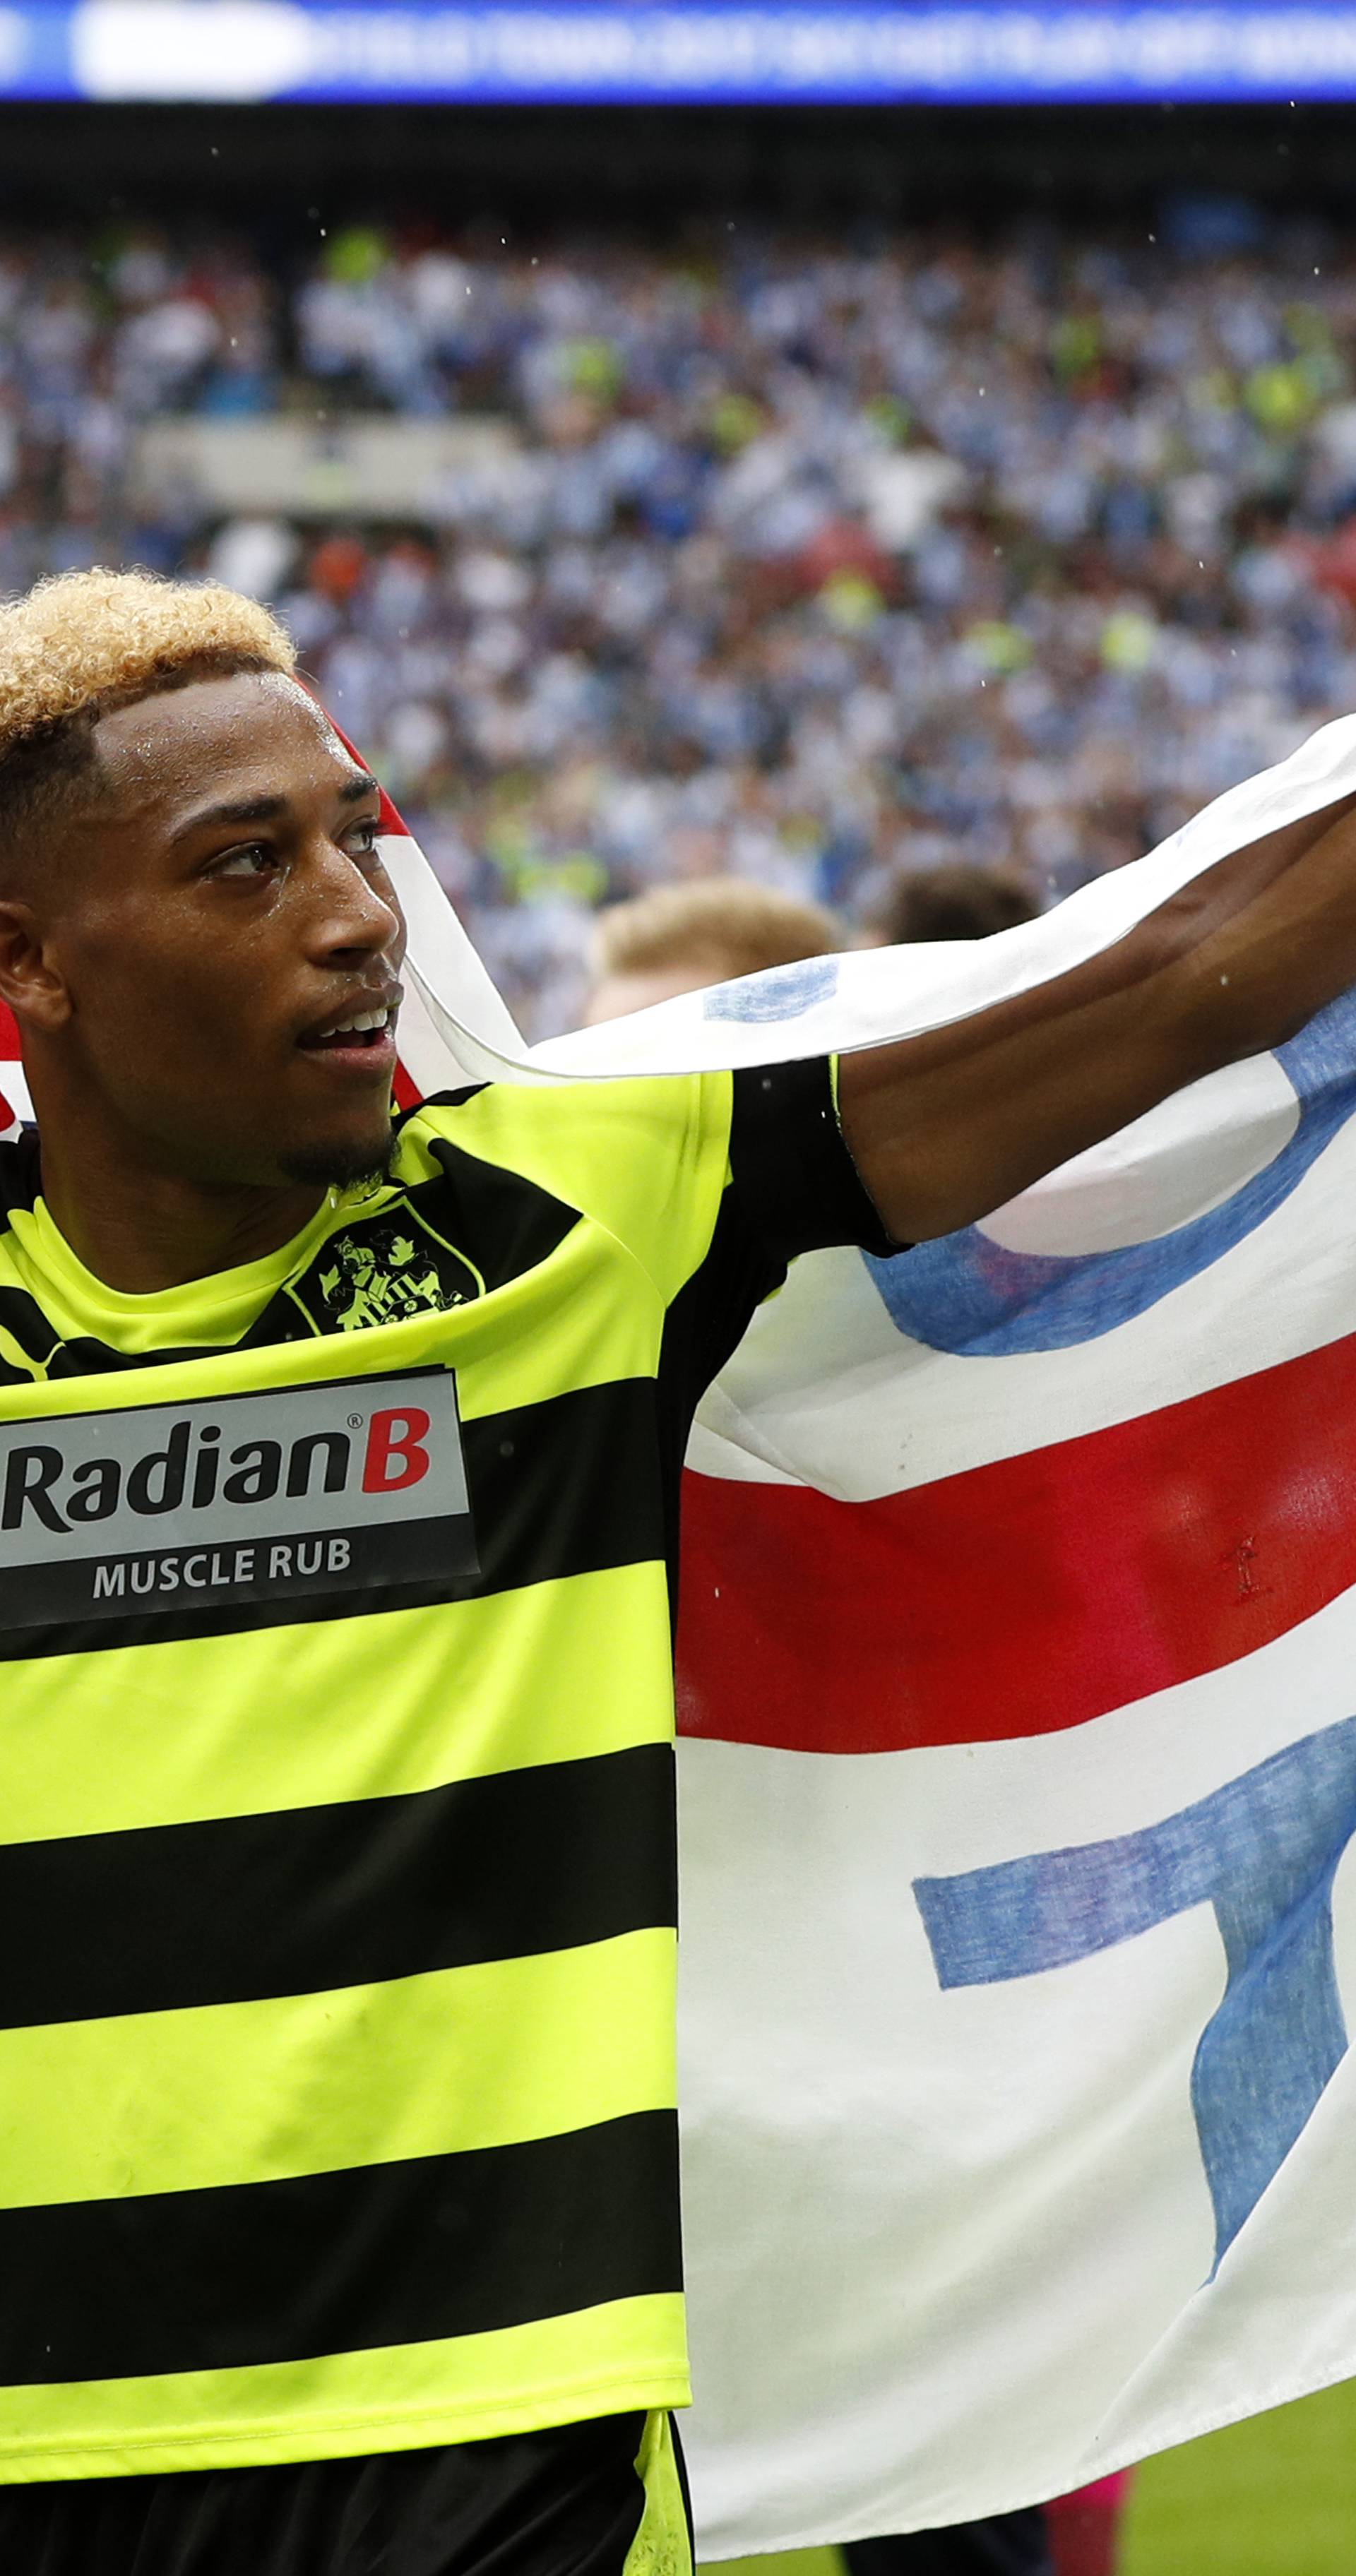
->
[838, 794, 1356, 1244]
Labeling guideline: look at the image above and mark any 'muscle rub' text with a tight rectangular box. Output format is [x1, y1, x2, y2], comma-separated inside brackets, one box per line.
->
[0, 1371, 474, 1628]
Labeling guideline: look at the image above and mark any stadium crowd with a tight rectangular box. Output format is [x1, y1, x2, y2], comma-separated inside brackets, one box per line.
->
[5, 203, 1356, 1030]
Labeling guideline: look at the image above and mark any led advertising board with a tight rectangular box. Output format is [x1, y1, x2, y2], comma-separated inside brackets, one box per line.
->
[0, 1, 1350, 105]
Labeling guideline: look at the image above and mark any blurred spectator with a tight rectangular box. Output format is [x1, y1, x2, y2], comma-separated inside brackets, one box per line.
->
[1045, 2474, 1135, 2576]
[880, 863, 1040, 946]
[585, 876, 843, 1021]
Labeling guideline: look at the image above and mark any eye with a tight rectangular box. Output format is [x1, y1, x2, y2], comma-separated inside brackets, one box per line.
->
[210, 842, 278, 881]
[343, 816, 383, 861]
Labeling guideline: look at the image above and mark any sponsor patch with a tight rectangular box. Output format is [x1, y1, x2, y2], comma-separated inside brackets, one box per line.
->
[0, 1369, 474, 1627]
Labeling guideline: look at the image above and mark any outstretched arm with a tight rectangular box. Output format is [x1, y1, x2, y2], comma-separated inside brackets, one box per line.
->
[838, 794, 1356, 1244]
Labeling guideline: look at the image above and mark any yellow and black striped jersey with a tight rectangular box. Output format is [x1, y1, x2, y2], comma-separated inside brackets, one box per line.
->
[0, 1059, 884, 2484]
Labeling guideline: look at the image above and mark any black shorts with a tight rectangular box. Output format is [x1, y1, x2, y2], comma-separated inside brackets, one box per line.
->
[0, 2410, 690, 2576]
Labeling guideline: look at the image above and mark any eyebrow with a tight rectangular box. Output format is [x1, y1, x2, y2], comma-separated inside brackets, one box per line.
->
[172, 771, 380, 842]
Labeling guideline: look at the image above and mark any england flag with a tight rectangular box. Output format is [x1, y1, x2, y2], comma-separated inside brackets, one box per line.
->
[8, 716, 1356, 2556]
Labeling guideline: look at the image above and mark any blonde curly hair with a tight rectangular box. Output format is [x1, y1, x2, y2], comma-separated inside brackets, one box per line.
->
[594, 876, 842, 982]
[0, 569, 299, 885]
[0, 568, 295, 761]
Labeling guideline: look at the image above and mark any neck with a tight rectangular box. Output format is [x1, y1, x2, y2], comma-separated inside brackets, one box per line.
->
[28, 1109, 328, 1297]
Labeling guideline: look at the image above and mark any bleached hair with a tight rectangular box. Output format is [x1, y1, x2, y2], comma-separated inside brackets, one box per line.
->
[594, 876, 843, 983]
[0, 570, 297, 883]
[0, 568, 295, 761]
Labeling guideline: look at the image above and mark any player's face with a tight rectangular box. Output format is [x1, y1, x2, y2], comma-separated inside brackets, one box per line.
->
[42, 672, 407, 1191]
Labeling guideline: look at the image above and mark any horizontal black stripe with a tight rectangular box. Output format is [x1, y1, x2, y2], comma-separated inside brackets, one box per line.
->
[0, 1741, 675, 2029]
[0, 1376, 667, 1660]
[466, 1378, 664, 1597]
[0, 2109, 681, 2387]
[0, 1513, 477, 1632]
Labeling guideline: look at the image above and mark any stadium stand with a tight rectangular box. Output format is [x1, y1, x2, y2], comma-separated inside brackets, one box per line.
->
[4, 208, 1356, 1031]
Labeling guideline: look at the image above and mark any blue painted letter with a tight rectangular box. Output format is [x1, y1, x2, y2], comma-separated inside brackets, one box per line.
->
[915, 1718, 1356, 2264]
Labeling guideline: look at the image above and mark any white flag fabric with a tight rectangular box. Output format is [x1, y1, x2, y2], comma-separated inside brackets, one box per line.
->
[6, 717, 1356, 2553]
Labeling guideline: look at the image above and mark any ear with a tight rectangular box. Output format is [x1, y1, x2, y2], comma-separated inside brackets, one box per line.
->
[0, 900, 72, 1034]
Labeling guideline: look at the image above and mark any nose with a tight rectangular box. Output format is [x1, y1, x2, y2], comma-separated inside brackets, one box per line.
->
[304, 833, 404, 969]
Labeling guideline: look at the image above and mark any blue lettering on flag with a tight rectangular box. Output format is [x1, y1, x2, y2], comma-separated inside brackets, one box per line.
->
[868, 987, 1356, 1354]
[913, 1717, 1356, 2266]
[703, 957, 840, 1022]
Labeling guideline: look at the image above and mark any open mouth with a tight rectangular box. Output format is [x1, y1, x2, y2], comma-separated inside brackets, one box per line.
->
[298, 1005, 398, 1056]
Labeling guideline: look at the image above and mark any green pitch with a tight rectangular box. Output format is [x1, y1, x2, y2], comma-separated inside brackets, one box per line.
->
[704, 2376, 1356, 2574]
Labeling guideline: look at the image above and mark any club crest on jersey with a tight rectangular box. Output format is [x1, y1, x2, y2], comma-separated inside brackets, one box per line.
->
[295, 1210, 482, 1335]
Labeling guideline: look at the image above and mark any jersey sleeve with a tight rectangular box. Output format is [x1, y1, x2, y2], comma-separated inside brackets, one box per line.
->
[727, 1057, 896, 1269]
[403, 1062, 893, 1540]
[650, 1056, 896, 1447]
[405, 1068, 740, 1311]
[405, 1058, 889, 1316]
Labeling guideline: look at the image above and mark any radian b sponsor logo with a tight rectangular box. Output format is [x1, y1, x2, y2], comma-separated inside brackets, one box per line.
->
[0, 1370, 475, 1628]
[4, 1401, 437, 1534]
